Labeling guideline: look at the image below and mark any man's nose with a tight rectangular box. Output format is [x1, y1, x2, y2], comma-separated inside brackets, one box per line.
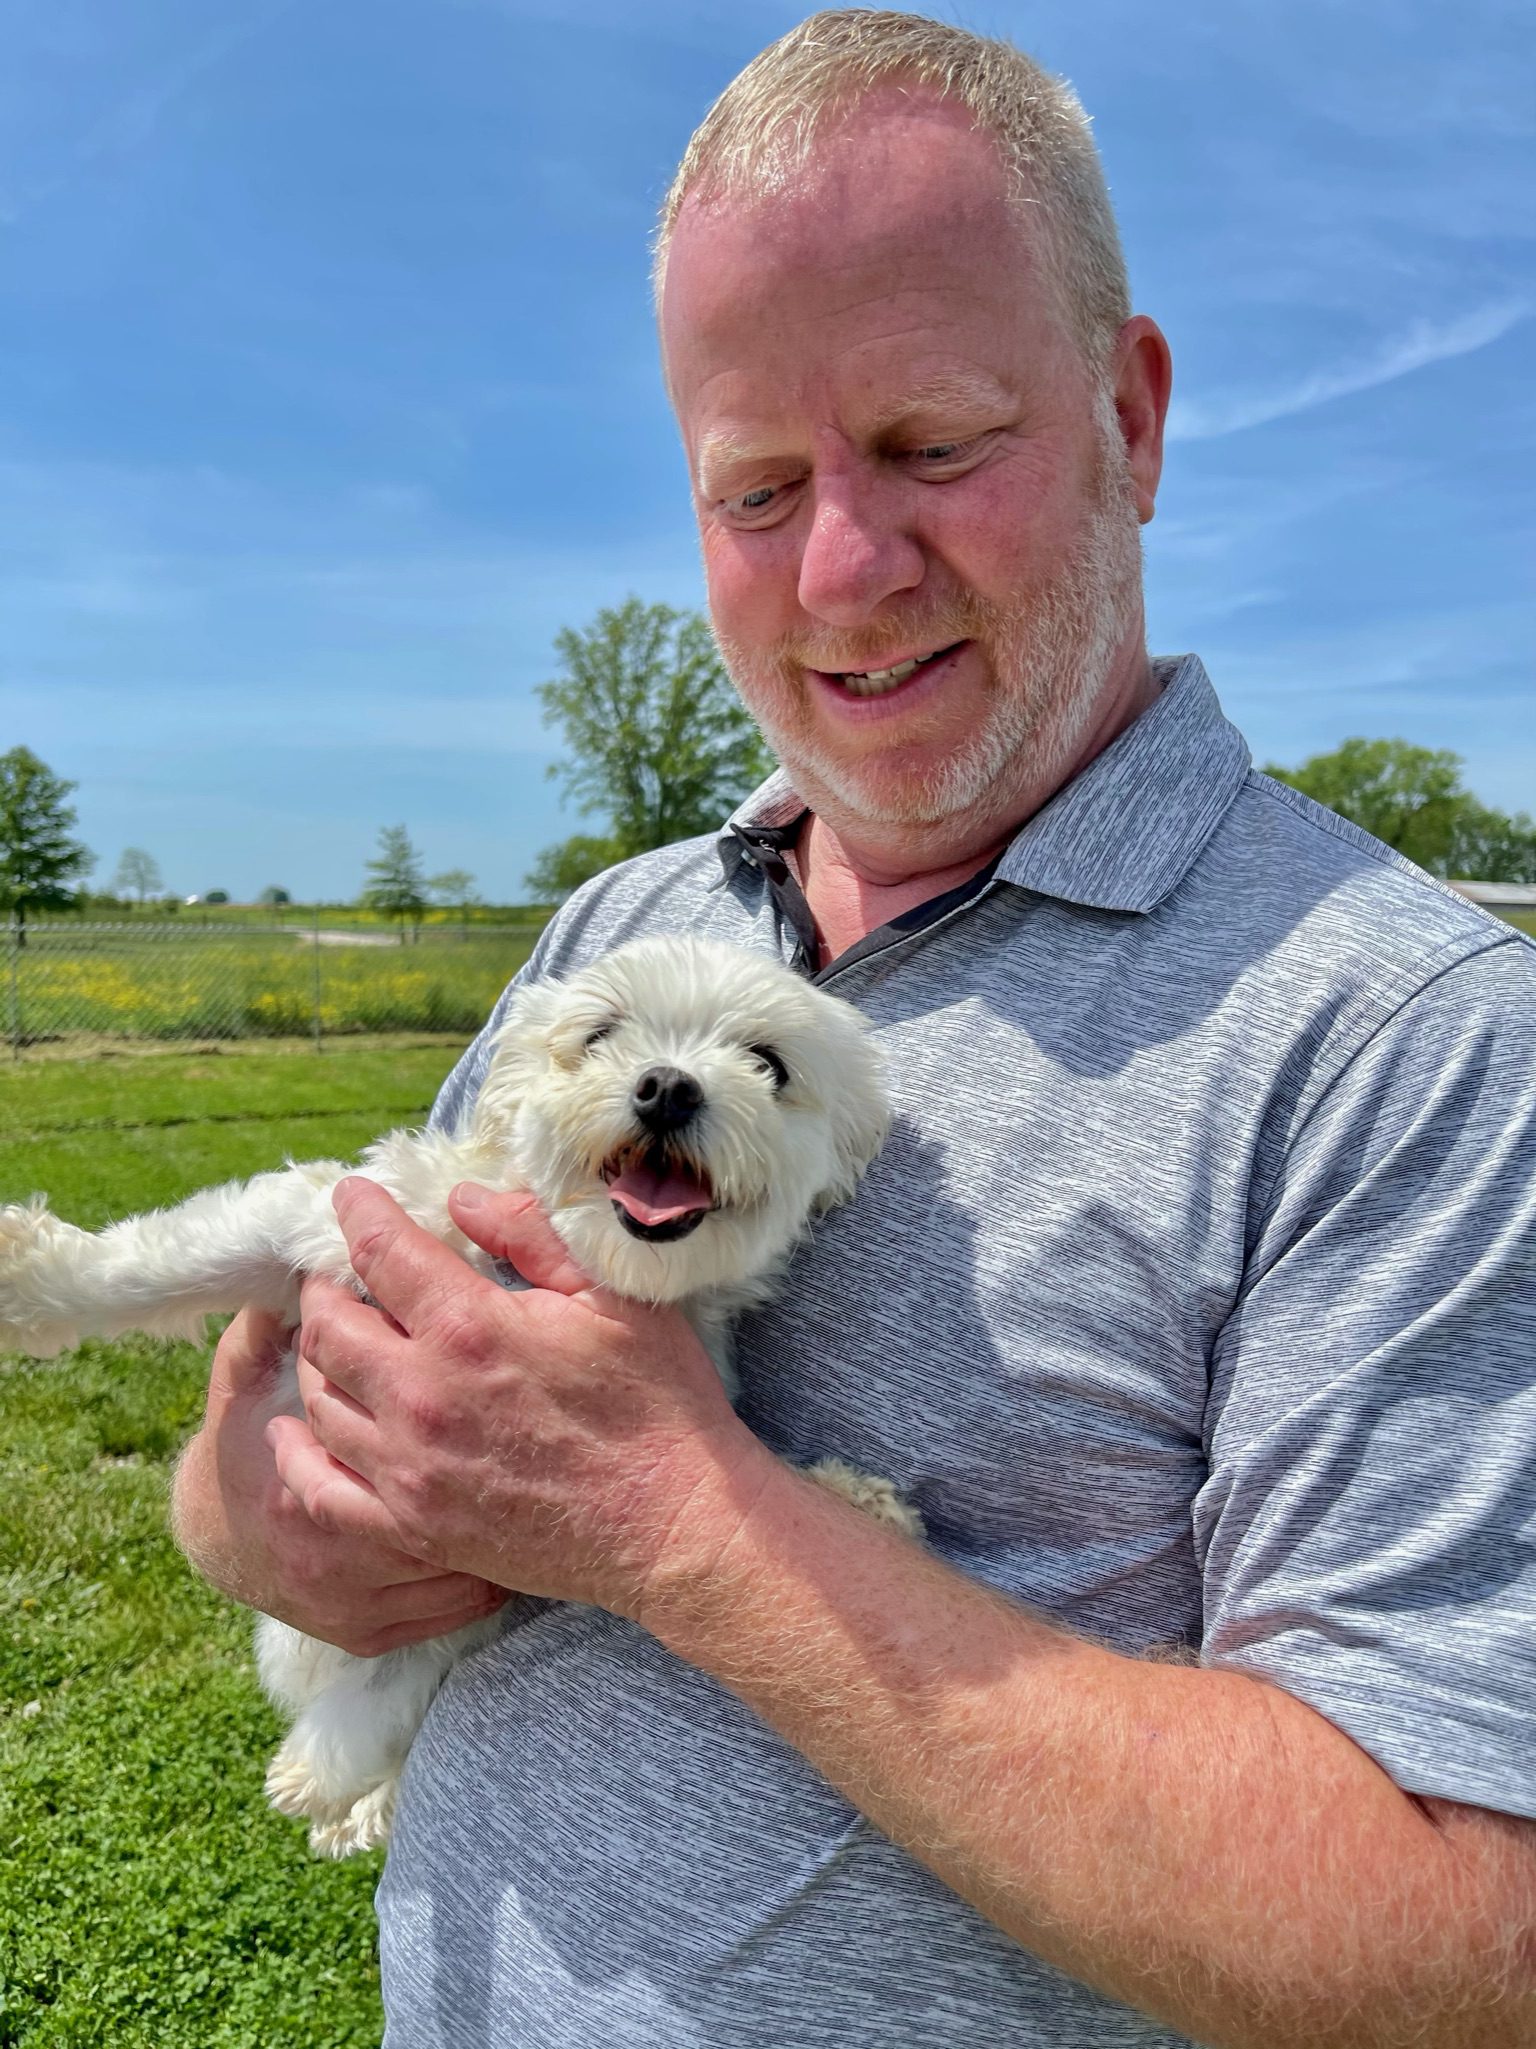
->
[796, 476, 924, 627]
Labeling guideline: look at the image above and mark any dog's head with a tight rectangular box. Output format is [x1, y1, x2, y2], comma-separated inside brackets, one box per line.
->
[471, 936, 888, 1302]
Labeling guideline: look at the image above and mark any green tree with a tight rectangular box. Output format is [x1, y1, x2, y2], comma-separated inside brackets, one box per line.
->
[362, 825, 429, 943]
[430, 866, 482, 936]
[428, 867, 479, 909]
[113, 847, 163, 905]
[1262, 738, 1468, 872]
[523, 834, 625, 904]
[530, 598, 774, 893]
[0, 746, 94, 942]
[258, 885, 292, 907]
[1443, 800, 1536, 885]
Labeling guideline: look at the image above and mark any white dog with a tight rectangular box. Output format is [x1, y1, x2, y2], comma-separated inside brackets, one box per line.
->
[0, 935, 911, 1857]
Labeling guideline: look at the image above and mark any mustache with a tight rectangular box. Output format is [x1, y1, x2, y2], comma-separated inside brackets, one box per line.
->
[729, 592, 1003, 678]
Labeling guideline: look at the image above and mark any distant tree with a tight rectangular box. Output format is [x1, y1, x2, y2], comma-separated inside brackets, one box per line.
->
[1263, 737, 1536, 882]
[428, 867, 482, 939]
[1263, 739, 1467, 872]
[1444, 800, 1536, 885]
[203, 889, 230, 905]
[528, 598, 774, 891]
[429, 868, 479, 909]
[523, 834, 624, 905]
[362, 825, 429, 943]
[258, 885, 292, 907]
[113, 847, 164, 905]
[0, 747, 94, 942]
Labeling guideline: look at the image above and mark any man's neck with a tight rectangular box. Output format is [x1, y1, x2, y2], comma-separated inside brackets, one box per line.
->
[792, 651, 1161, 962]
[789, 815, 1006, 967]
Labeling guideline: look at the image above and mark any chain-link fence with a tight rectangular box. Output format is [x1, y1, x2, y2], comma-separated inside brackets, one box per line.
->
[4, 916, 546, 1056]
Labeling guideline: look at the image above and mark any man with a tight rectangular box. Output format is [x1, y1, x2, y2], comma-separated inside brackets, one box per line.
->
[173, 14, 1536, 2045]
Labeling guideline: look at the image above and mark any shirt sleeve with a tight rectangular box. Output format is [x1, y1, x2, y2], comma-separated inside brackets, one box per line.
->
[1195, 935, 1536, 1819]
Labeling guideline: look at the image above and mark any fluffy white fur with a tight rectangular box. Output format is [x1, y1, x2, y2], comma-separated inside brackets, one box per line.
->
[0, 935, 909, 1857]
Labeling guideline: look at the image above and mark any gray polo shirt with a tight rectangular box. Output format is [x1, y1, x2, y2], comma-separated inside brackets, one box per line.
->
[378, 655, 1536, 2048]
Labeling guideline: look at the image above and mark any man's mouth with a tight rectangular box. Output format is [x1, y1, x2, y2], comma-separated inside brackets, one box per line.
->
[828, 641, 966, 698]
[602, 1143, 715, 1242]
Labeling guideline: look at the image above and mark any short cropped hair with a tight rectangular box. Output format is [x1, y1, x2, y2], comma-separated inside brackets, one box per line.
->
[654, 9, 1131, 374]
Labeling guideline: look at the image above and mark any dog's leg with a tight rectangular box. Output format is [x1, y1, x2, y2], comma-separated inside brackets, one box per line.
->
[258, 1612, 504, 1857]
[0, 1164, 352, 1357]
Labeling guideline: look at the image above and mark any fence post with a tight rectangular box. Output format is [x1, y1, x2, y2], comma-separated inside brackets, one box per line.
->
[312, 904, 323, 1054]
[7, 911, 18, 1061]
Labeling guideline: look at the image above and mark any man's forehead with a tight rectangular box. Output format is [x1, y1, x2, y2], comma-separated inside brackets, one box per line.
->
[664, 206, 1049, 422]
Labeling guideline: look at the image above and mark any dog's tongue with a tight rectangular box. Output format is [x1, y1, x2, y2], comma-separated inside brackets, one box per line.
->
[607, 1158, 712, 1227]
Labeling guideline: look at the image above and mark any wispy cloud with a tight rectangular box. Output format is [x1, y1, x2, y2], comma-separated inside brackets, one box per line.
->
[1166, 301, 1529, 442]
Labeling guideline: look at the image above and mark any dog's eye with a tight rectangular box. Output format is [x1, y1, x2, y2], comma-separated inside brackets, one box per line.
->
[584, 1021, 617, 1051]
[749, 1044, 789, 1091]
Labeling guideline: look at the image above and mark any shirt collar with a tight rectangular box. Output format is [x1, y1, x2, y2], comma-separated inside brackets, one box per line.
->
[717, 655, 1249, 915]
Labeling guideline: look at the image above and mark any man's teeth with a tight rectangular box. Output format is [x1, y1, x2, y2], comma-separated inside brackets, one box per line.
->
[837, 647, 949, 697]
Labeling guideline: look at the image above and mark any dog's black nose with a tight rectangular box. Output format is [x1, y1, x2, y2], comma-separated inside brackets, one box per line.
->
[631, 1066, 704, 1133]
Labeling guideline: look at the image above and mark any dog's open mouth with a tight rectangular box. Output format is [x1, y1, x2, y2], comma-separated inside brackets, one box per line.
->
[602, 1144, 716, 1243]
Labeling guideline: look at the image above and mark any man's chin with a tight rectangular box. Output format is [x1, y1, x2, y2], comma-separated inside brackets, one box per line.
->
[770, 734, 1023, 832]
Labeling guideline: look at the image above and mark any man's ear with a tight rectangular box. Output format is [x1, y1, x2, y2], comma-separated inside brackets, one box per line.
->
[1110, 314, 1173, 525]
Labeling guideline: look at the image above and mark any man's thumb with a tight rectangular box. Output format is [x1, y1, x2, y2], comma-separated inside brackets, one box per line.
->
[447, 1184, 595, 1296]
[210, 1307, 295, 1402]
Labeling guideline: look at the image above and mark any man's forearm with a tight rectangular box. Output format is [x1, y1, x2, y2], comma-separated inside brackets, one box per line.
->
[634, 1456, 1534, 2049]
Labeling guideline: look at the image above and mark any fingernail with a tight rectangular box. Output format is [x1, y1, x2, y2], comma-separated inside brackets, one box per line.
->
[452, 1182, 486, 1211]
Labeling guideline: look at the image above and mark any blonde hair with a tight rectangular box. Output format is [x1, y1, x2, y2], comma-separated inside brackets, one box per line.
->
[654, 9, 1131, 374]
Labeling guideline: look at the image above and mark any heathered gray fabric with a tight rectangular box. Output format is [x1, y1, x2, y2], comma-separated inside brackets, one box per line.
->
[377, 656, 1536, 2047]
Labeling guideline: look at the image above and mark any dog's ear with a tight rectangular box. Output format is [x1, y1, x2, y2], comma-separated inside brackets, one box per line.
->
[468, 979, 564, 1138]
[811, 1027, 891, 1214]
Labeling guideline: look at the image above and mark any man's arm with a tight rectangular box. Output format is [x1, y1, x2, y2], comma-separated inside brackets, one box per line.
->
[279, 1180, 1536, 2049]
[637, 1446, 1536, 2049]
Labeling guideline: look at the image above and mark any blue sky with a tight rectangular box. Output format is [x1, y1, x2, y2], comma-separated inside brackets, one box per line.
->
[2, 0, 1531, 902]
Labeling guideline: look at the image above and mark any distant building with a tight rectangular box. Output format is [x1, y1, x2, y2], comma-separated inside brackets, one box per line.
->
[1448, 881, 1536, 908]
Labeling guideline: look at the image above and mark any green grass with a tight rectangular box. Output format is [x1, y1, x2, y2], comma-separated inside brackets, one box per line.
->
[66, 902, 551, 932]
[0, 1040, 468, 2044]
[8, 928, 538, 1046]
[0, 1040, 466, 1223]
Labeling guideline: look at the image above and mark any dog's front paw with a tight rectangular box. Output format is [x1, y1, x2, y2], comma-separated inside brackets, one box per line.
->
[806, 1458, 924, 1540]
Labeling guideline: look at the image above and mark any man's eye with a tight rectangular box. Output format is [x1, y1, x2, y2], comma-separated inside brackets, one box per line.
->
[722, 480, 797, 525]
[909, 438, 977, 467]
[749, 1044, 789, 1091]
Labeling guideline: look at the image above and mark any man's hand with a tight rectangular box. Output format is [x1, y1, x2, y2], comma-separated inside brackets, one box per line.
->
[271, 1178, 772, 1619]
[171, 1305, 510, 1656]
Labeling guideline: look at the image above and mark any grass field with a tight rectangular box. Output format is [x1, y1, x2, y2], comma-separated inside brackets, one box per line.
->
[0, 1038, 470, 2046]
[66, 903, 551, 932]
[7, 926, 540, 1048]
